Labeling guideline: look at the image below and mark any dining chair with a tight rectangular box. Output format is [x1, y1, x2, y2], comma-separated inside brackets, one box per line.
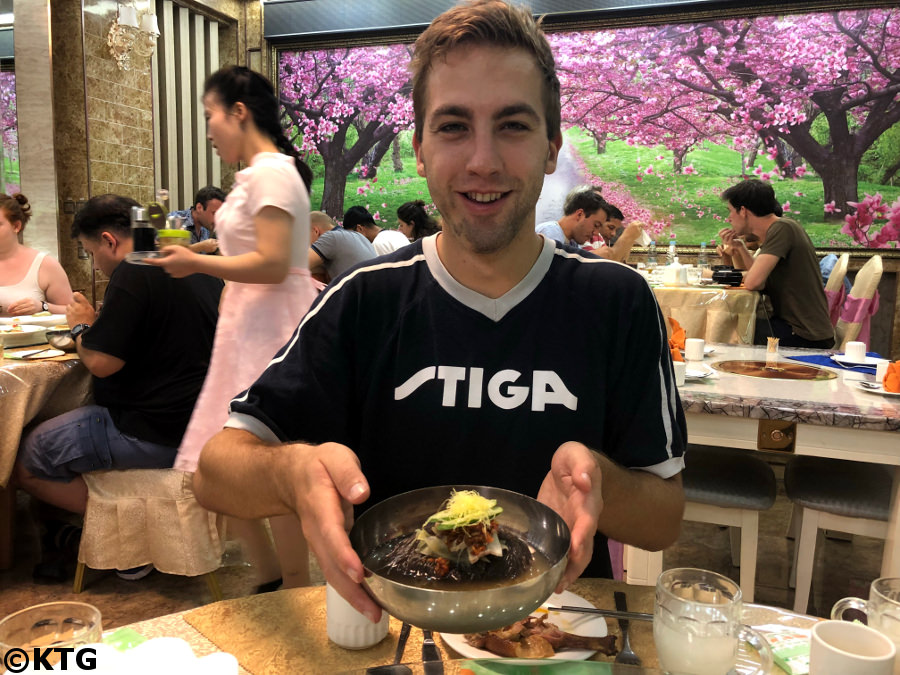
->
[625, 445, 777, 599]
[836, 254, 882, 350]
[73, 468, 224, 600]
[823, 252, 849, 326]
[680, 444, 777, 602]
[785, 455, 891, 614]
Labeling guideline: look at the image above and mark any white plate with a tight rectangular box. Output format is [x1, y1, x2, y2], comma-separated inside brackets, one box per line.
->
[832, 354, 881, 367]
[0, 324, 47, 347]
[0, 314, 66, 328]
[685, 365, 714, 380]
[3, 348, 66, 360]
[853, 382, 900, 398]
[440, 590, 607, 661]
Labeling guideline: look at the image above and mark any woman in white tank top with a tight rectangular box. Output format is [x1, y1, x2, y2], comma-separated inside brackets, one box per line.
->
[0, 193, 73, 317]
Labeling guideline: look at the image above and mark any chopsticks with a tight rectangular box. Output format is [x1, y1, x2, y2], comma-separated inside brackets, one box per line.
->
[546, 605, 654, 622]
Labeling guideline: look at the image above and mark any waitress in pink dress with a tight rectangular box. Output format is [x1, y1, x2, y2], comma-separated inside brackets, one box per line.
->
[149, 66, 317, 591]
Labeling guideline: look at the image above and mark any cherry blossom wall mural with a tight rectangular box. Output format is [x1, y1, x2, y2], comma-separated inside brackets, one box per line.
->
[277, 5, 900, 249]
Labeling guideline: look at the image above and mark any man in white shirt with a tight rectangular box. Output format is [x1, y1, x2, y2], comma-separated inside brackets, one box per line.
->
[535, 188, 609, 247]
[343, 205, 410, 256]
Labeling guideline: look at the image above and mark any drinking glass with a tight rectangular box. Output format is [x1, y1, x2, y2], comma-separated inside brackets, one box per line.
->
[0, 602, 102, 665]
[654, 568, 772, 675]
[833, 577, 900, 674]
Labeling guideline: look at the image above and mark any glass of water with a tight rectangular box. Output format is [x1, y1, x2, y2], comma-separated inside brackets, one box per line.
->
[0, 602, 102, 666]
[654, 568, 772, 675]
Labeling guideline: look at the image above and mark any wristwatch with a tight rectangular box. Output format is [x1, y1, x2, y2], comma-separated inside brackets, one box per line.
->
[41, 301, 49, 312]
[70, 323, 91, 339]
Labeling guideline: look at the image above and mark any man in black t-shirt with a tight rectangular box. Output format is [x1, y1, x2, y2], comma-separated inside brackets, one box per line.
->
[15, 194, 222, 516]
[194, 1, 686, 622]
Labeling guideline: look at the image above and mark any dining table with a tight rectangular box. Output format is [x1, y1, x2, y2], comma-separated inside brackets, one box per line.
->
[112, 578, 815, 674]
[0, 344, 92, 569]
[624, 342, 900, 585]
[650, 284, 760, 345]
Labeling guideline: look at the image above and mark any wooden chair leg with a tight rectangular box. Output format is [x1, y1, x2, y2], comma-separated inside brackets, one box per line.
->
[792, 508, 820, 614]
[205, 571, 223, 602]
[738, 511, 758, 603]
[73, 561, 86, 594]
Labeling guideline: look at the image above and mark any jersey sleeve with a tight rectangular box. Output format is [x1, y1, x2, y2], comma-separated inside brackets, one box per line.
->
[600, 274, 686, 478]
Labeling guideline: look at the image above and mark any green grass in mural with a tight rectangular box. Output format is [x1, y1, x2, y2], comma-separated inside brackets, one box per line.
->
[302, 126, 899, 245]
[1, 157, 19, 190]
[566, 127, 900, 247]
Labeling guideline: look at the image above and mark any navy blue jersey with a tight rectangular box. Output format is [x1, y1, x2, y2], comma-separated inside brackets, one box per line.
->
[228, 235, 686, 573]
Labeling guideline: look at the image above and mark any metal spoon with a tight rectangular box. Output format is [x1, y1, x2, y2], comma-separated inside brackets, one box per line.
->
[366, 622, 412, 675]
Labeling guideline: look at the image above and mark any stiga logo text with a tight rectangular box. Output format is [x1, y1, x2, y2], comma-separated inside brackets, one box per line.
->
[3, 646, 97, 672]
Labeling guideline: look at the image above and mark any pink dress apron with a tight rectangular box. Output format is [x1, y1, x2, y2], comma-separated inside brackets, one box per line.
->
[174, 153, 317, 471]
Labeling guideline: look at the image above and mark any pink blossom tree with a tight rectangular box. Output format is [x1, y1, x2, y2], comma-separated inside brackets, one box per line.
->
[550, 8, 900, 221]
[279, 44, 414, 217]
[0, 72, 18, 194]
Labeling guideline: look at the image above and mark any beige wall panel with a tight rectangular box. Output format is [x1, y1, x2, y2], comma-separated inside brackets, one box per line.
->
[14, 0, 59, 257]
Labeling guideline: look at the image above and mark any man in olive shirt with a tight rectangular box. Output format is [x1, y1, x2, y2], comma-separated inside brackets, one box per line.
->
[719, 179, 834, 348]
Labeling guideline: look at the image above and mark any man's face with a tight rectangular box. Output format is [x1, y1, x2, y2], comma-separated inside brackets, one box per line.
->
[572, 208, 607, 245]
[412, 45, 561, 255]
[79, 233, 126, 277]
[726, 203, 749, 235]
[195, 199, 223, 230]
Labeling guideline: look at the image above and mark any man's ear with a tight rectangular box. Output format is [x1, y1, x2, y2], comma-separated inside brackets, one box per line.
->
[412, 133, 426, 178]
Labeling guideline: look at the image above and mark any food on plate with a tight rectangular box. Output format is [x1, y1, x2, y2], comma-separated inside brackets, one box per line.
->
[884, 361, 900, 393]
[1, 318, 23, 332]
[465, 613, 617, 658]
[366, 489, 541, 588]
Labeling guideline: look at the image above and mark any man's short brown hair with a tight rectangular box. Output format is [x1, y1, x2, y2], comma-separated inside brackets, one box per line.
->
[410, 0, 561, 142]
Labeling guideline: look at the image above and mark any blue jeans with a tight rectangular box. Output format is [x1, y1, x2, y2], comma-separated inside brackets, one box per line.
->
[20, 405, 177, 482]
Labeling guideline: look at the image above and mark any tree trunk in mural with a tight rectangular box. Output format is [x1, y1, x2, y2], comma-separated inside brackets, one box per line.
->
[392, 136, 403, 173]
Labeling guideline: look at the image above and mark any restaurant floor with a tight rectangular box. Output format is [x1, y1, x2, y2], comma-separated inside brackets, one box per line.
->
[0, 459, 881, 631]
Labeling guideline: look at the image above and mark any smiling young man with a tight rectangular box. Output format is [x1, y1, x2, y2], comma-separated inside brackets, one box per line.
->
[194, 0, 685, 621]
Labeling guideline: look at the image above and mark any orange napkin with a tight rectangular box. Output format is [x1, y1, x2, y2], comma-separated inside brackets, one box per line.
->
[884, 361, 900, 393]
[669, 317, 685, 362]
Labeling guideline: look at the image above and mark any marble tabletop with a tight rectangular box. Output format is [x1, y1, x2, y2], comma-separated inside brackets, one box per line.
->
[678, 343, 900, 433]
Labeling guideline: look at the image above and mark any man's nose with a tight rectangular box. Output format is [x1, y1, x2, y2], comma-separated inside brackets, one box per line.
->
[466, 130, 502, 175]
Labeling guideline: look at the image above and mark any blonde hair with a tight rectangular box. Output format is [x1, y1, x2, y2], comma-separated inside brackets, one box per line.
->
[410, 0, 560, 142]
[0, 193, 32, 232]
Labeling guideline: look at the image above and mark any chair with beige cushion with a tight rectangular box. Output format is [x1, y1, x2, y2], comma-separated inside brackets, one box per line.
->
[824, 252, 849, 326]
[836, 255, 882, 350]
[73, 469, 224, 600]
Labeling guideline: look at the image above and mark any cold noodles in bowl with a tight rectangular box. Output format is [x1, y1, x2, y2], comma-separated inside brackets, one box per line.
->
[349, 485, 569, 633]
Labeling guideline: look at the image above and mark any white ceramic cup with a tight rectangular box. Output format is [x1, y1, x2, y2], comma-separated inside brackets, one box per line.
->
[326, 582, 388, 650]
[684, 338, 705, 361]
[876, 359, 891, 387]
[832, 577, 900, 675]
[673, 361, 686, 386]
[810, 620, 896, 675]
[846, 341, 868, 363]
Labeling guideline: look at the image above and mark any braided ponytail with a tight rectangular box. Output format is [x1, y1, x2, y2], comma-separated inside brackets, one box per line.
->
[204, 66, 313, 193]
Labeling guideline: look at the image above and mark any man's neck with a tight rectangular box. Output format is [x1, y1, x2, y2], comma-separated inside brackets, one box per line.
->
[751, 214, 779, 243]
[557, 215, 575, 241]
[435, 229, 543, 299]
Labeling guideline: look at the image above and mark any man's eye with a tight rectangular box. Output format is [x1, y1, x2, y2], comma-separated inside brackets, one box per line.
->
[437, 122, 466, 133]
[501, 121, 529, 131]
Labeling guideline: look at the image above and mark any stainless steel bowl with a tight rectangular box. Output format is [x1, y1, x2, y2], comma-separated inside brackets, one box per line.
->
[349, 485, 570, 633]
[44, 329, 75, 352]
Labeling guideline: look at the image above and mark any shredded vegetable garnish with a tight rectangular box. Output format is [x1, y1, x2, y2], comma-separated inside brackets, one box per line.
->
[424, 489, 503, 531]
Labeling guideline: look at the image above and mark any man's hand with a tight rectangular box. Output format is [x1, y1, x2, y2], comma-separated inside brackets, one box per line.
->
[537, 441, 603, 593]
[190, 239, 219, 254]
[286, 442, 383, 620]
[66, 292, 96, 327]
[5, 297, 42, 316]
